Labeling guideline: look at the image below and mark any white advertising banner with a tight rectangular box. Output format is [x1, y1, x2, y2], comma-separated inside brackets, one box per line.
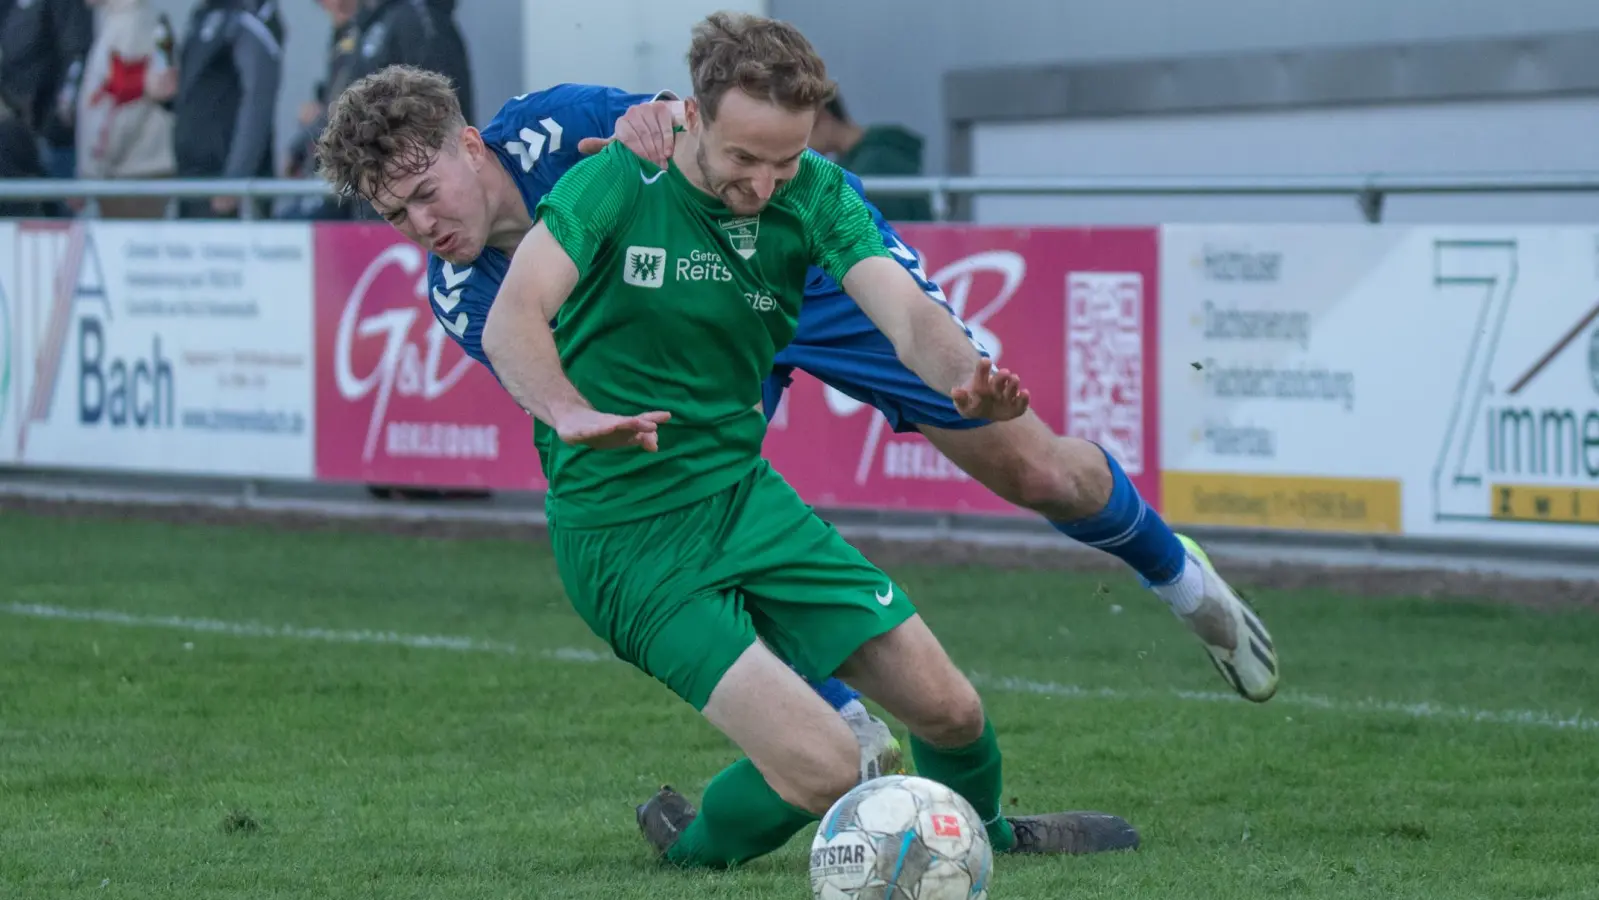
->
[0, 222, 17, 466]
[1161, 224, 1599, 547]
[10, 221, 315, 479]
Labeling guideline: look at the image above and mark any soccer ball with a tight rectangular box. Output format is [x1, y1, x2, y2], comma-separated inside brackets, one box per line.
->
[809, 774, 992, 900]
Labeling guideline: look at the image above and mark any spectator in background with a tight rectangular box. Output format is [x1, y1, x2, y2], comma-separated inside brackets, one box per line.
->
[345, 0, 473, 127]
[0, 86, 57, 217]
[346, 0, 480, 500]
[292, 0, 471, 226]
[75, 0, 177, 218]
[0, 0, 95, 179]
[279, 0, 362, 219]
[157, 0, 284, 218]
[808, 93, 933, 222]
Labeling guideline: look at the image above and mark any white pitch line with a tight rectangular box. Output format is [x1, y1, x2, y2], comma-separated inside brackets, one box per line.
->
[6, 602, 1596, 734]
[1, 602, 525, 655]
[968, 674, 1599, 733]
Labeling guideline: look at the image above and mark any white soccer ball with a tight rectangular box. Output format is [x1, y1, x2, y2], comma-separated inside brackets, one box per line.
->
[809, 774, 993, 900]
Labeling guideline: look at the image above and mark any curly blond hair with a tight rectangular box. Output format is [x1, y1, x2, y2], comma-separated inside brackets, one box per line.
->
[315, 65, 466, 202]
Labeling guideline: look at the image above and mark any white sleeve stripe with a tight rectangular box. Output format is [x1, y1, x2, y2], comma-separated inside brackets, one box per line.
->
[238, 13, 282, 59]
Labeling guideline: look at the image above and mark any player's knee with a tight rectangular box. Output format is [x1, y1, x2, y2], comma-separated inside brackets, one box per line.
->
[1012, 438, 1111, 520]
[950, 431, 1088, 518]
[915, 679, 987, 749]
[1010, 458, 1076, 515]
[769, 731, 861, 814]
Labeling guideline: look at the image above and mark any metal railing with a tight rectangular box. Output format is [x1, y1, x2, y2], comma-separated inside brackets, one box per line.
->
[8, 171, 1599, 222]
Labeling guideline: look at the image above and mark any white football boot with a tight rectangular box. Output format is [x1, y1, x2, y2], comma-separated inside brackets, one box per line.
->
[1171, 534, 1279, 702]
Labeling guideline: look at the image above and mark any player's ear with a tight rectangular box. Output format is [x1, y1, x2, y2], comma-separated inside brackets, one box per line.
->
[684, 98, 702, 132]
[459, 126, 486, 166]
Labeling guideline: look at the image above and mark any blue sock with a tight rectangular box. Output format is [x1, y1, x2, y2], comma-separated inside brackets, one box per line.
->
[1048, 445, 1187, 586]
[808, 674, 861, 711]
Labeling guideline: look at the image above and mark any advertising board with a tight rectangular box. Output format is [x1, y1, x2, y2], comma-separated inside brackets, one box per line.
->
[312, 225, 547, 490]
[312, 223, 1162, 513]
[10, 221, 314, 478]
[0, 222, 16, 466]
[1161, 225, 1599, 546]
[763, 225, 1162, 514]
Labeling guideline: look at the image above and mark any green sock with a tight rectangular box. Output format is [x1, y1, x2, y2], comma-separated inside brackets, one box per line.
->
[909, 717, 1017, 852]
[664, 757, 818, 869]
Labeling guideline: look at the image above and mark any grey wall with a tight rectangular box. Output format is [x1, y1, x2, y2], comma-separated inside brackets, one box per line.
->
[522, 0, 770, 104]
[969, 96, 1599, 224]
[770, 0, 1599, 174]
[146, 0, 526, 172]
[128, 0, 1599, 180]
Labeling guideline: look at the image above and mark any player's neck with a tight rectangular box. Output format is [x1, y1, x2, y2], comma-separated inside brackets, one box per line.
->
[670, 135, 717, 200]
[483, 161, 533, 256]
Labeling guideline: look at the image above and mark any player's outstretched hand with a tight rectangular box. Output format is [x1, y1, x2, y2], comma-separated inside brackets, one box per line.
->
[951, 357, 1030, 422]
[556, 409, 672, 451]
[576, 101, 676, 166]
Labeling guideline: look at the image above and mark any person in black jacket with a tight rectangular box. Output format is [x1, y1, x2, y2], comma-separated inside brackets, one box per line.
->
[347, 0, 472, 122]
[278, 0, 362, 219]
[315, 0, 471, 224]
[159, 0, 284, 218]
[0, 101, 57, 217]
[0, 0, 94, 178]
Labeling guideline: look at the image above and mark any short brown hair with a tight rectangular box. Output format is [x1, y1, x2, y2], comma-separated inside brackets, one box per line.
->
[688, 12, 836, 122]
[316, 65, 466, 202]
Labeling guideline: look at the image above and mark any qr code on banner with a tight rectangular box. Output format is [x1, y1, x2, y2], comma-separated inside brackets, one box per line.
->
[1066, 271, 1144, 474]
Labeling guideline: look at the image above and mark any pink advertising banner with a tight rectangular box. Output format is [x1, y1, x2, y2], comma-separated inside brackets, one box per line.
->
[312, 223, 1160, 510]
[760, 225, 1162, 515]
[313, 224, 547, 490]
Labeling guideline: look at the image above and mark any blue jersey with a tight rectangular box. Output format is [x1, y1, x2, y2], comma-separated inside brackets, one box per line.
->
[425, 86, 951, 371]
[426, 84, 987, 435]
[425, 84, 659, 374]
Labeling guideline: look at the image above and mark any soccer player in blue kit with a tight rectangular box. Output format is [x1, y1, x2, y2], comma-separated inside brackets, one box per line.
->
[314, 64, 1279, 777]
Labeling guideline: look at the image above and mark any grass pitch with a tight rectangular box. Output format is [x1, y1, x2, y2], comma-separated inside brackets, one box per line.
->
[2, 508, 1597, 899]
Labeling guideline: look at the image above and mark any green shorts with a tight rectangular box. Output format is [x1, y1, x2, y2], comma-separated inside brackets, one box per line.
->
[549, 459, 916, 711]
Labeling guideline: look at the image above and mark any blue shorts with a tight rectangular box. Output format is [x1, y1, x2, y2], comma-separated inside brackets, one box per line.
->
[762, 287, 992, 434]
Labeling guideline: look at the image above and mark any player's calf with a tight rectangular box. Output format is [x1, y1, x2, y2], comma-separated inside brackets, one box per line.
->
[835, 615, 1140, 856]
[642, 641, 864, 870]
[922, 416, 1187, 587]
[834, 616, 1012, 848]
[797, 669, 906, 780]
[703, 642, 862, 814]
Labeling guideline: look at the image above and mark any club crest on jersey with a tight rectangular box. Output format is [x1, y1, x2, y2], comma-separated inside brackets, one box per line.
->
[721, 216, 759, 260]
[622, 246, 667, 289]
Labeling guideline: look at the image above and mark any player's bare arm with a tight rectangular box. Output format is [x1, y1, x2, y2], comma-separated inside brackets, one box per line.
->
[840, 257, 1029, 422]
[482, 223, 671, 451]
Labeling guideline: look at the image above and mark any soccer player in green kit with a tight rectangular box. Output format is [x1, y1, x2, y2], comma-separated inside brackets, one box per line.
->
[479, 12, 1140, 868]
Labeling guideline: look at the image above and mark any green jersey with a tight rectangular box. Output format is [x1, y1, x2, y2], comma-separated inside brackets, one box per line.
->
[533, 143, 890, 527]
